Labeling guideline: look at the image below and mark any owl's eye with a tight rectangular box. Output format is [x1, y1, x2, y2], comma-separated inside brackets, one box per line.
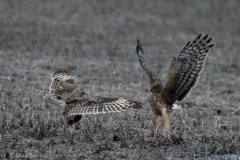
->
[66, 79, 75, 84]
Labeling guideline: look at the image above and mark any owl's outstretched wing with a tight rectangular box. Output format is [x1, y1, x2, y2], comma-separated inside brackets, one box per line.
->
[161, 34, 215, 105]
[49, 69, 77, 98]
[136, 39, 161, 83]
[45, 69, 85, 109]
[64, 97, 143, 117]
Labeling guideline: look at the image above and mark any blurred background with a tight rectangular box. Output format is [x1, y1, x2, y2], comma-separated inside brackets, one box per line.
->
[0, 0, 239, 159]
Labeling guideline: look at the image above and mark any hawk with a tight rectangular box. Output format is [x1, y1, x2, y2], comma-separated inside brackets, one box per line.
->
[136, 34, 215, 138]
[44, 69, 143, 125]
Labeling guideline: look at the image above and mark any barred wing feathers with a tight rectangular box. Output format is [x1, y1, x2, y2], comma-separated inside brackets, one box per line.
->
[64, 97, 143, 117]
[136, 39, 160, 83]
[161, 34, 215, 104]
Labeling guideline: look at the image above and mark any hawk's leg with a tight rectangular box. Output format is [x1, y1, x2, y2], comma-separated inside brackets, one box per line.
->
[161, 107, 170, 138]
[152, 113, 160, 140]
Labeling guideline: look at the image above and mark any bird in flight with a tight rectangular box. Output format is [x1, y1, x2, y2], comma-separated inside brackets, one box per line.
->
[136, 34, 215, 138]
[44, 69, 143, 126]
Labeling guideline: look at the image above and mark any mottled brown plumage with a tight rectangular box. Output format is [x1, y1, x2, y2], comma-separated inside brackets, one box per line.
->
[45, 69, 143, 125]
[50, 68, 77, 98]
[45, 69, 86, 110]
[136, 34, 215, 138]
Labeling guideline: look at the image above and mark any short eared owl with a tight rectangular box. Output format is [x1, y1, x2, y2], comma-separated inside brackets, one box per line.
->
[136, 34, 215, 138]
[45, 69, 142, 125]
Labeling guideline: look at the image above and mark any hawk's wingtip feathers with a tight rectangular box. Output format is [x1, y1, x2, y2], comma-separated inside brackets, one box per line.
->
[207, 44, 215, 48]
[137, 39, 140, 44]
[136, 39, 142, 53]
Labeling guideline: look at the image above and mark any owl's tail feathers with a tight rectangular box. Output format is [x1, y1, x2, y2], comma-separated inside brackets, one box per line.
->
[172, 102, 195, 110]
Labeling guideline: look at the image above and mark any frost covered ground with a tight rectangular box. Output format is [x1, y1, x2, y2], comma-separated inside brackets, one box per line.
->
[0, 0, 240, 159]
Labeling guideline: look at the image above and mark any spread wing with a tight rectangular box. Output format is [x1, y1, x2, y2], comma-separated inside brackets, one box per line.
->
[136, 39, 161, 84]
[64, 97, 143, 117]
[49, 69, 77, 98]
[45, 69, 86, 108]
[161, 34, 215, 104]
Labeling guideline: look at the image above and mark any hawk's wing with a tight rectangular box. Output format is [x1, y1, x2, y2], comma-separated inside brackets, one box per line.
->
[161, 34, 215, 105]
[136, 39, 161, 84]
[49, 69, 77, 98]
[64, 97, 143, 117]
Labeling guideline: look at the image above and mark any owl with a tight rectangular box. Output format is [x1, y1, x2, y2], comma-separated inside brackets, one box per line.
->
[44, 69, 143, 125]
[136, 34, 215, 138]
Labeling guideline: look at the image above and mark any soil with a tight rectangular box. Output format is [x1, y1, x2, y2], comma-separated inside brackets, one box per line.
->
[0, 0, 240, 159]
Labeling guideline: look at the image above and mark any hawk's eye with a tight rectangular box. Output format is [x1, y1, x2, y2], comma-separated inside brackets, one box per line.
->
[153, 85, 160, 90]
[151, 84, 161, 92]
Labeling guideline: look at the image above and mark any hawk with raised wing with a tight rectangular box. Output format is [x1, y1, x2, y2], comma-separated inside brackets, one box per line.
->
[136, 34, 215, 138]
[45, 69, 142, 125]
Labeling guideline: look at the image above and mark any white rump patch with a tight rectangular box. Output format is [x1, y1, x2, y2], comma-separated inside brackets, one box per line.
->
[172, 104, 179, 110]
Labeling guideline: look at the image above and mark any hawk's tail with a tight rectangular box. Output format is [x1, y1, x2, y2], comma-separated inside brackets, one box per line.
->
[172, 102, 195, 110]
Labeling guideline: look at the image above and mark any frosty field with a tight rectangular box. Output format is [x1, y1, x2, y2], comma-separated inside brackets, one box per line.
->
[0, 1, 240, 159]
